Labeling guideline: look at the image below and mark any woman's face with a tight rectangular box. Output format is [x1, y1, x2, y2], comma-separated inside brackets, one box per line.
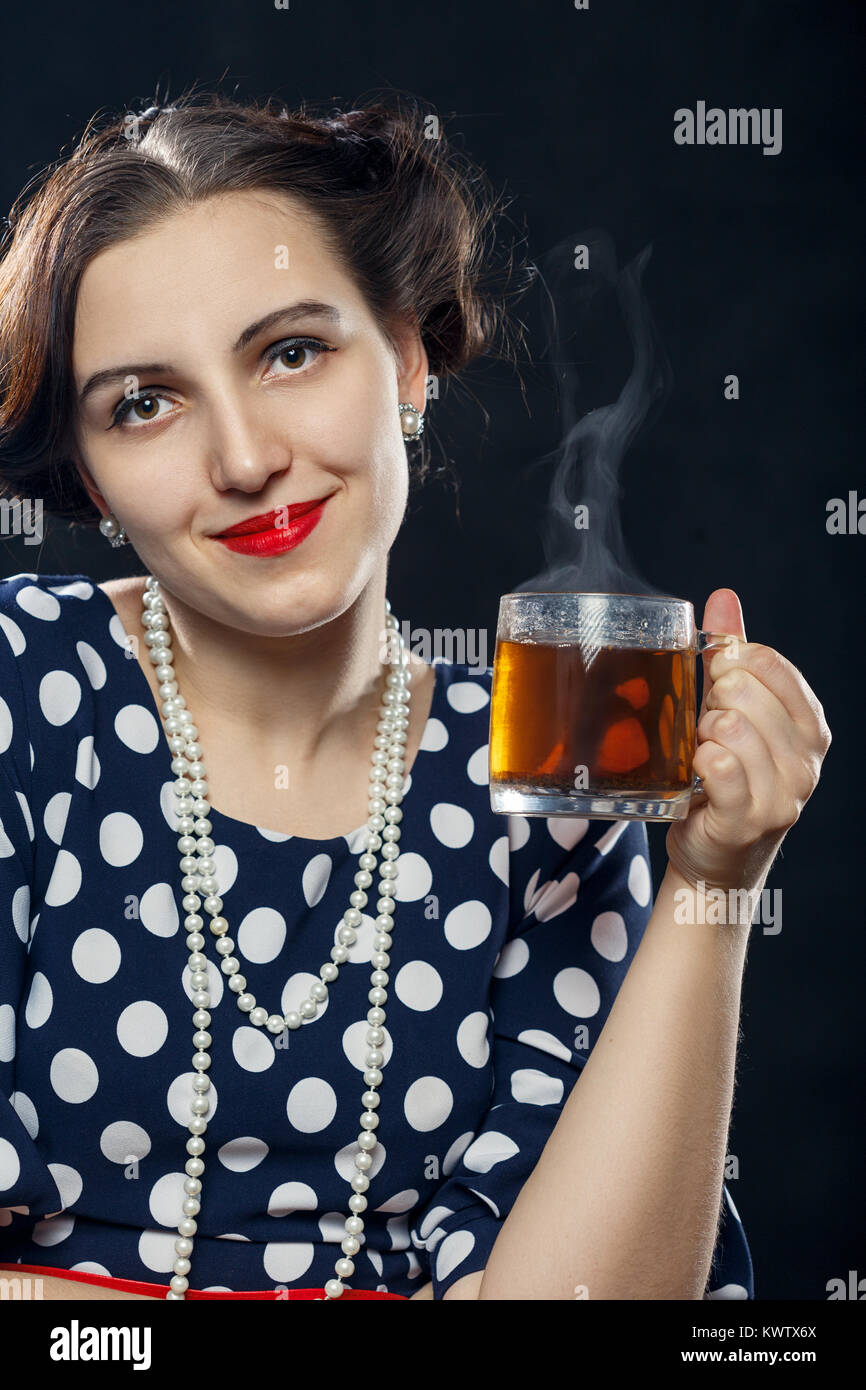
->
[70, 189, 428, 634]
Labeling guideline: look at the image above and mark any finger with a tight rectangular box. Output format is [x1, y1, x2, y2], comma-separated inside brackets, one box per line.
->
[697, 707, 794, 833]
[707, 642, 831, 748]
[698, 589, 747, 726]
[692, 736, 751, 817]
[704, 667, 816, 800]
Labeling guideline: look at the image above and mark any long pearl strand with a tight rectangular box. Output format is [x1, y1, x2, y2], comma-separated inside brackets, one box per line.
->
[138, 576, 412, 1300]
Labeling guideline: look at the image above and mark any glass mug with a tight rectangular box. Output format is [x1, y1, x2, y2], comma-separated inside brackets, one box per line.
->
[489, 592, 739, 823]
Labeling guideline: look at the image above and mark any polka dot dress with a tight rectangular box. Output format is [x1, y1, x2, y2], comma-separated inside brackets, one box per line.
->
[0, 573, 754, 1298]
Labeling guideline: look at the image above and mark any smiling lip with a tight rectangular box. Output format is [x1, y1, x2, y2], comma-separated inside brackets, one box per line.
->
[212, 495, 331, 557]
[214, 496, 331, 537]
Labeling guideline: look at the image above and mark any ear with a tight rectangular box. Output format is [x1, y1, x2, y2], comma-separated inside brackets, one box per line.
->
[389, 317, 429, 413]
[69, 449, 110, 521]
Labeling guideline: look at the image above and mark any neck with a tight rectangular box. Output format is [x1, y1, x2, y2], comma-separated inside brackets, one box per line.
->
[145, 572, 395, 769]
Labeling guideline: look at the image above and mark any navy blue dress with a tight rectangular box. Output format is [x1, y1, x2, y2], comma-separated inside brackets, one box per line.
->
[0, 572, 754, 1298]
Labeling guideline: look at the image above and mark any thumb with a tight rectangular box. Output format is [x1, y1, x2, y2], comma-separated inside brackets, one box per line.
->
[697, 587, 747, 724]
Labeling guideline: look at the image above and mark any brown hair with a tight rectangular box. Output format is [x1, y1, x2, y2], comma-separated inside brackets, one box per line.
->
[0, 85, 534, 532]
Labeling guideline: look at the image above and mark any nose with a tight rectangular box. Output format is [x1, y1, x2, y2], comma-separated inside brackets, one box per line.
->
[201, 380, 294, 494]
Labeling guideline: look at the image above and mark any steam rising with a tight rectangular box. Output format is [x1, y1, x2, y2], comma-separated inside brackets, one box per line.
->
[514, 230, 673, 596]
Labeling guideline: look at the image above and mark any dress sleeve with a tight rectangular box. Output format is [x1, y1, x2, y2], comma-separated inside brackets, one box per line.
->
[408, 816, 754, 1299]
[0, 630, 66, 1230]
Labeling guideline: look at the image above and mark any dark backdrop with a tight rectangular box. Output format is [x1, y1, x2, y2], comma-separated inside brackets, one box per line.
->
[0, 0, 862, 1300]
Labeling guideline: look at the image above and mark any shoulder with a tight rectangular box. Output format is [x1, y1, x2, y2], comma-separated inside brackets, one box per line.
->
[0, 571, 109, 693]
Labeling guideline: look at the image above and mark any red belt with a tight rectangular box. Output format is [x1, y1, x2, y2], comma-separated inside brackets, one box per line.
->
[0, 1263, 408, 1300]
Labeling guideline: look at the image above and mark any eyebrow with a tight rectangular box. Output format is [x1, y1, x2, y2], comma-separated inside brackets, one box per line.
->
[76, 300, 343, 407]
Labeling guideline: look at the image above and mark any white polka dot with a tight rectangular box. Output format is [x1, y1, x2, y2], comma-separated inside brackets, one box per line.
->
[436, 1229, 476, 1282]
[591, 910, 628, 961]
[417, 1204, 455, 1244]
[442, 1132, 475, 1176]
[0, 1003, 15, 1063]
[267, 1181, 318, 1217]
[100, 1122, 151, 1165]
[139, 882, 179, 937]
[218, 1137, 269, 1172]
[547, 817, 590, 850]
[628, 855, 651, 906]
[47, 1163, 83, 1210]
[493, 937, 529, 978]
[38, 670, 81, 726]
[511, 1068, 564, 1105]
[516, 1028, 573, 1063]
[0, 612, 25, 659]
[263, 1242, 315, 1282]
[468, 1186, 500, 1217]
[31, 1214, 74, 1246]
[149, 1171, 187, 1226]
[11, 1091, 37, 1138]
[488, 835, 509, 884]
[237, 907, 286, 964]
[167, 1073, 218, 1126]
[99, 812, 143, 867]
[43, 792, 71, 845]
[466, 743, 489, 785]
[443, 900, 492, 950]
[342, 1020, 393, 1071]
[75, 641, 106, 690]
[302, 853, 332, 907]
[286, 1078, 337, 1133]
[373, 1188, 419, 1214]
[0, 696, 12, 756]
[71, 1261, 111, 1276]
[430, 803, 474, 848]
[15, 585, 61, 620]
[367, 1248, 384, 1276]
[724, 1187, 742, 1224]
[115, 703, 160, 754]
[117, 1001, 168, 1057]
[508, 815, 531, 851]
[0, 1137, 21, 1192]
[138, 1229, 178, 1273]
[706, 1283, 749, 1300]
[595, 821, 629, 855]
[281, 972, 327, 1021]
[456, 1012, 490, 1068]
[394, 960, 443, 1011]
[44, 849, 82, 907]
[462, 1131, 519, 1173]
[71, 928, 121, 983]
[403, 1076, 453, 1132]
[446, 681, 490, 713]
[419, 716, 449, 752]
[49, 1048, 99, 1103]
[24, 971, 52, 1029]
[12, 885, 29, 943]
[391, 852, 433, 902]
[553, 966, 600, 1017]
[533, 872, 580, 921]
[75, 736, 100, 790]
[231, 1026, 276, 1073]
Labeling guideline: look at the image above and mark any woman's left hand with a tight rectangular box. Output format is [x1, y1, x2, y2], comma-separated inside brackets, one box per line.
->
[665, 588, 832, 896]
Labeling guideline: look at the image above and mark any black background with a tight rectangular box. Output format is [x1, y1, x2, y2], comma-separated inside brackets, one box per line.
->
[0, 0, 862, 1300]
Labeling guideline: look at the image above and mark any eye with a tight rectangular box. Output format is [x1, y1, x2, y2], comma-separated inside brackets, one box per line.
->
[109, 392, 175, 431]
[263, 336, 335, 378]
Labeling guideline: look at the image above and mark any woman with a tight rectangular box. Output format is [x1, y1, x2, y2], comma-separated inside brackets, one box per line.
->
[0, 91, 830, 1301]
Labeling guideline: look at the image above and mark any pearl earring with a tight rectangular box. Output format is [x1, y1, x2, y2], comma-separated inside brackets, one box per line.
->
[98, 514, 129, 547]
[398, 402, 425, 440]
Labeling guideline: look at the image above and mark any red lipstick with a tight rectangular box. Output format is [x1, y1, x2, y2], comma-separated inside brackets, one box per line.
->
[212, 496, 331, 556]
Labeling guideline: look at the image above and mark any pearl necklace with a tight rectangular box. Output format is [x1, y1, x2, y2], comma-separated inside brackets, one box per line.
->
[138, 576, 412, 1300]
